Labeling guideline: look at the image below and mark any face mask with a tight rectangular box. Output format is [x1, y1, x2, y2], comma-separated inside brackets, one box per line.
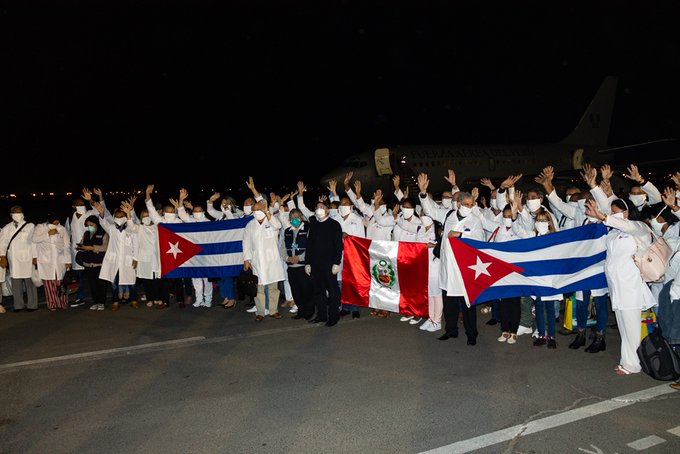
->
[114, 217, 127, 226]
[441, 198, 453, 209]
[163, 212, 177, 221]
[649, 217, 665, 235]
[458, 205, 472, 217]
[221, 205, 232, 213]
[577, 199, 587, 211]
[193, 211, 205, 220]
[330, 208, 338, 217]
[315, 208, 327, 219]
[253, 210, 266, 221]
[402, 208, 414, 218]
[535, 221, 550, 234]
[629, 194, 646, 207]
[48, 224, 58, 230]
[141, 216, 152, 226]
[11, 213, 24, 222]
[526, 199, 541, 212]
[339, 206, 351, 217]
[378, 205, 387, 215]
[611, 212, 625, 219]
[243, 206, 253, 216]
[503, 217, 513, 228]
[290, 217, 301, 228]
[86, 225, 96, 233]
[75, 206, 86, 214]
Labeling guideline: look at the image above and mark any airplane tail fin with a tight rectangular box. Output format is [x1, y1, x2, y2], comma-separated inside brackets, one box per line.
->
[560, 76, 618, 146]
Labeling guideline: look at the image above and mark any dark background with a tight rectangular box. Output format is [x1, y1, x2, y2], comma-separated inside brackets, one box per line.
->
[2, 0, 680, 200]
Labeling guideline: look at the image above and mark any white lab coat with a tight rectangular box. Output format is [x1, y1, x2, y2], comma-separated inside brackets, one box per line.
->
[0, 221, 36, 279]
[65, 208, 98, 271]
[32, 223, 70, 280]
[127, 220, 160, 280]
[99, 218, 139, 285]
[242, 215, 285, 285]
[603, 215, 655, 311]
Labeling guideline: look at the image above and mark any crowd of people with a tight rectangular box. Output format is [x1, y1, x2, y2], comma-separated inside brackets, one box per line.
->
[1, 164, 680, 384]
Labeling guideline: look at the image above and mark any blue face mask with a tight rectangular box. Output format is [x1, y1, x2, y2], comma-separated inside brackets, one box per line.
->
[87, 225, 96, 233]
[291, 218, 301, 227]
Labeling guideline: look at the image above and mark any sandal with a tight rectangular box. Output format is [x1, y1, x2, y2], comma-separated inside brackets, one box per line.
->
[377, 310, 389, 318]
[615, 365, 633, 376]
[370, 309, 378, 316]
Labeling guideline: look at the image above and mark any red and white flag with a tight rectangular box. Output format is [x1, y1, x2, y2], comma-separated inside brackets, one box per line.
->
[341, 235, 429, 318]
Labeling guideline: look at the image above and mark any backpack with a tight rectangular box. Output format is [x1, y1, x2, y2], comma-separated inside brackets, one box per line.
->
[637, 324, 680, 381]
[634, 229, 673, 283]
[432, 211, 454, 259]
[237, 268, 258, 298]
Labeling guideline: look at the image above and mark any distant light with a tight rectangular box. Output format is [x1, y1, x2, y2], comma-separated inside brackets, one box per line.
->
[49, 192, 54, 196]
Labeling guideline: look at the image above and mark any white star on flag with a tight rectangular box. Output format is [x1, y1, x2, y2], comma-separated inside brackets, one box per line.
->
[468, 256, 492, 279]
[166, 241, 183, 259]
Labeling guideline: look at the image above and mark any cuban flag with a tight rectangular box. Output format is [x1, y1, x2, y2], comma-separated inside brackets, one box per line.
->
[449, 222, 609, 306]
[157, 217, 250, 278]
[341, 235, 430, 318]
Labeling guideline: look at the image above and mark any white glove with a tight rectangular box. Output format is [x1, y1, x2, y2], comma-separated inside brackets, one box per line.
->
[305, 265, 311, 276]
[331, 264, 340, 275]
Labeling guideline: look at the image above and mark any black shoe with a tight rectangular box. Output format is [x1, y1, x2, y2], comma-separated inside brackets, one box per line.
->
[339, 309, 350, 317]
[325, 320, 338, 327]
[533, 337, 547, 347]
[438, 332, 458, 341]
[585, 335, 606, 353]
[26, 308, 37, 312]
[467, 336, 477, 346]
[309, 317, 326, 324]
[13, 308, 24, 312]
[69, 299, 85, 307]
[351, 311, 360, 319]
[568, 331, 586, 349]
[547, 338, 557, 349]
[485, 319, 499, 326]
[292, 314, 304, 320]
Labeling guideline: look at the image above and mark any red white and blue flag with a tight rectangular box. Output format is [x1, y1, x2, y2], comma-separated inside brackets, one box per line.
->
[449, 222, 609, 306]
[158, 217, 250, 278]
[341, 235, 430, 318]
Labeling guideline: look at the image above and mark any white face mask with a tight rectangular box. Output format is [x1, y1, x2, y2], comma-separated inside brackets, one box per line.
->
[402, 207, 415, 218]
[378, 205, 387, 214]
[649, 217, 665, 235]
[114, 217, 127, 226]
[458, 205, 472, 217]
[526, 199, 541, 212]
[535, 221, 550, 234]
[330, 208, 338, 217]
[442, 198, 453, 209]
[315, 208, 327, 219]
[75, 206, 86, 214]
[611, 212, 625, 219]
[253, 210, 266, 221]
[141, 216, 152, 226]
[338, 206, 351, 217]
[163, 212, 177, 221]
[503, 217, 513, 228]
[629, 194, 646, 208]
[11, 213, 24, 223]
[221, 205, 232, 213]
[243, 206, 253, 216]
[193, 211, 205, 220]
[47, 223, 58, 230]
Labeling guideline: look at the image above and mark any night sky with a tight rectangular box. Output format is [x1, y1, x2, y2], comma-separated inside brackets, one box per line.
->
[2, 0, 680, 195]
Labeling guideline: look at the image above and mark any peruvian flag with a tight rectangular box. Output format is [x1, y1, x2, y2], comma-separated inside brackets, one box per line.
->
[158, 224, 204, 277]
[341, 235, 429, 317]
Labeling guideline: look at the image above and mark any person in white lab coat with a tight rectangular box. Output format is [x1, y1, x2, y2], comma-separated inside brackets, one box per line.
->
[65, 193, 100, 307]
[32, 213, 71, 310]
[587, 197, 656, 375]
[242, 200, 286, 321]
[0, 205, 38, 312]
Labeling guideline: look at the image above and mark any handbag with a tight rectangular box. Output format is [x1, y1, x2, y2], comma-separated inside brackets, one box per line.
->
[31, 265, 43, 287]
[237, 268, 258, 298]
[634, 230, 673, 283]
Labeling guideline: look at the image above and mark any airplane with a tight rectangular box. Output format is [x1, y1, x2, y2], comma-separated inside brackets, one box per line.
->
[319, 76, 679, 199]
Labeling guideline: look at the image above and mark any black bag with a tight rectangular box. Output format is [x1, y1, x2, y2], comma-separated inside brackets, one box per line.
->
[432, 219, 444, 259]
[59, 269, 80, 297]
[237, 268, 258, 298]
[75, 251, 85, 267]
[637, 325, 680, 381]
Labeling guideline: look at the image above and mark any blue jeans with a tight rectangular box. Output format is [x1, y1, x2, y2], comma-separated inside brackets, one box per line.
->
[219, 276, 237, 299]
[535, 297, 556, 338]
[74, 269, 87, 301]
[111, 273, 132, 301]
[576, 290, 609, 333]
[491, 299, 500, 321]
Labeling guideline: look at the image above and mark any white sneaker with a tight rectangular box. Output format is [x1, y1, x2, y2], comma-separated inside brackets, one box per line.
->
[516, 325, 533, 336]
[507, 334, 517, 344]
[400, 315, 413, 322]
[426, 321, 442, 332]
[289, 304, 298, 313]
[192, 302, 202, 308]
[97, 304, 105, 311]
[246, 305, 257, 313]
[89, 304, 99, 311]
[264, 309, 270, 316]
[419, 319, 433, 331]
[409, 317, 422, 325]
[532, 328, 539, 338]
[498, 332, 509, 342]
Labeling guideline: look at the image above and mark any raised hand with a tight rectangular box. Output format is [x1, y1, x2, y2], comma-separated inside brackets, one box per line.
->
[145, 184, 154, 199]
[344, 171, 353, 189]
[662, 187, 677, 207]
[209, 192, 220, 203]
[327, 179, 337, 195]
[600, 164, 613, 181]
[471, 186, 479, 203]
[417, 172, 429, 193]
[444, 169, 457, 187]
[480, 177, 495, 190]
[580, 163, 597, 188]
[353, 180, 362, 198]
[179, 188, 189, 203]
[623, 164, 643, 183]
[671, 172, 680, 189]
[93, 187, 103, 200]
[392, 175, 400, 190]
[82, 187, 92, 201]
[500, 174, 522, 190]
[169, 198, 179, 208]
